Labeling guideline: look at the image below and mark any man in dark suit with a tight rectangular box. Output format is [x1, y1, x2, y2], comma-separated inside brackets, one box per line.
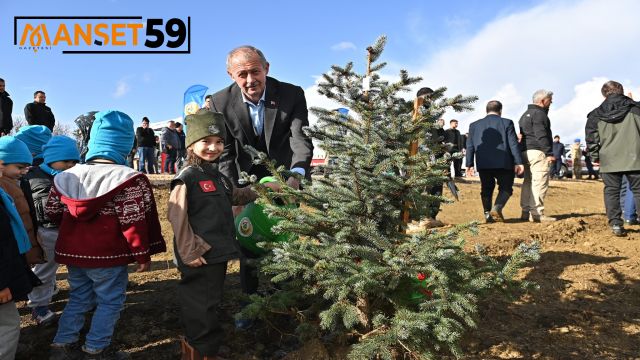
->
[466, 100, 524, 222]
[211, 46, 313, 326]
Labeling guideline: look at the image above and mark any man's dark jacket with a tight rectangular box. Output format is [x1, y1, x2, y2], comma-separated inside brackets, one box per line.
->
[518, 104, 553, 155]
[444, 128, 464, 151]
[585, 94, 640, 173]
[552, 141, 565, 159]
[136, 127, 156, 148]
[24, 102, 55, 131]
[0, 91, 13, 134]
[466, 114, 523, 170]
[212, 76, 313, 185]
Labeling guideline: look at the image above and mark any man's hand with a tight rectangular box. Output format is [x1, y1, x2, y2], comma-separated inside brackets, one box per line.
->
[515, 165, 525, 176]
[262, 181, 282, 193]
[546, 156, 556, 163]
[466, 166, 475, 177]
[25, 246, 45, 265]
[286, 176, 300, 190]
[0, 288, 12, 304]
[136, 261, 151, 272]
[187, 257, 207, 268]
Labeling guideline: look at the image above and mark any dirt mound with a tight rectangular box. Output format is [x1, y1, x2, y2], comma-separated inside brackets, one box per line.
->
[16, 177, 640, 359]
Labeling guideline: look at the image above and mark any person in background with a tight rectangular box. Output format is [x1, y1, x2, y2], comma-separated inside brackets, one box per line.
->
[570, 138, 583, 180]
[583, 148, 598, 180]
[444, 119, 464, 177]
[466, 100, 524, 223]
[0, 78, 13, 136]
[551, 135, 565, 179]
[161, 121, 180, 175]
[518, 89, 556, 222]
[585, 80, 640, 236]
[175, 122, 186, 171]
[203, 95, 213, 111]
[135, 117, 156, 174]
[24, 91, 55, 131]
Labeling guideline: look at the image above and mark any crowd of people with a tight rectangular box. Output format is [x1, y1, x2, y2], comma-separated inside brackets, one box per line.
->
[464, 81, 640, 237]
[0, 45, 311, 360]
[1, 45, 639, 360]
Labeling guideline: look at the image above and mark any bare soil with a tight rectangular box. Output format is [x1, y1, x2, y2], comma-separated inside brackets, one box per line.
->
[16, 176, 640, 359]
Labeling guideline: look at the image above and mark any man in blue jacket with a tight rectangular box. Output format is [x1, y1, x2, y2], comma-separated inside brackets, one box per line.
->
[466, 100, 524, 222]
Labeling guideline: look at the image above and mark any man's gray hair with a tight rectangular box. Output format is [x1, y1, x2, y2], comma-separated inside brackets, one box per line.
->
[226, 45, 268, 70]
[532, 89, 553, 103]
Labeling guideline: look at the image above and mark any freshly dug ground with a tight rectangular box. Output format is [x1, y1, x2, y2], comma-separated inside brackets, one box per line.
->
[16, 176, 640, 359]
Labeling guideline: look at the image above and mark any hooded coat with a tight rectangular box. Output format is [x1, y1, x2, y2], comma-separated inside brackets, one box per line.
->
[585, 94, 640, 173]
[45, 163, 166, 267]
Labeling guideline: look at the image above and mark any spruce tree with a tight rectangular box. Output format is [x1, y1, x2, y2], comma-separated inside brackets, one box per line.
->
[240, 36, 539, 359]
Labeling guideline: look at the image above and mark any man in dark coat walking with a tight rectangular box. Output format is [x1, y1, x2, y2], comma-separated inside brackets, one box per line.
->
[466, 100, 524, 222]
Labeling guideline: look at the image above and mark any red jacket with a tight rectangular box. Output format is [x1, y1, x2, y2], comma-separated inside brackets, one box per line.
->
[46, 164, 165, 267]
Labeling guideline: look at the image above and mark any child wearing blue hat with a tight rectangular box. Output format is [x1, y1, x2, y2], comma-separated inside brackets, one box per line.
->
[14, 125, 52, 165]
[46, 111, 166, 359]
[24, 135, 80, 326]
[0, 136, 44, 266]
[0, 158, 42, 360]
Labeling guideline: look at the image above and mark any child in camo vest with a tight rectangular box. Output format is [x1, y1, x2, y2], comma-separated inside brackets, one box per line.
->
[168, 109, 278, 359]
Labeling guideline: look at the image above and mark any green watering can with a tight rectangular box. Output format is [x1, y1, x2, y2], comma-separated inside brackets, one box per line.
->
[235, 177, 294, 255]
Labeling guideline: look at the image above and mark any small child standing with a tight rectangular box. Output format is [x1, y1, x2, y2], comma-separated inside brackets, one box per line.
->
[0, 136, 44, 266]
[25, 135, 80, 326]
[46, 110, 166, 360]
[168, 110, 274, 359]
[0, 158, 42, 360]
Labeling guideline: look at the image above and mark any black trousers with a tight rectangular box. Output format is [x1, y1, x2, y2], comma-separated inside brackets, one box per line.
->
[240, 246, 260, 295]
[601, 172, 640, 226]
[552, 159, 563, 177]
[427, 183, 443, 219]
[478, 169, 515, 212]
[178, 262, 227, 356]
[452, 158, 463, 177]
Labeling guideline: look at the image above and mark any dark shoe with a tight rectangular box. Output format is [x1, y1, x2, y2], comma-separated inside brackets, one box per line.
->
[612, 224, 627, 237]
[490, 207, 505, 222]
[520, 211, 530, 222]
[49, 343, 82, 360]
[484, 212, 495, 223]
[82, 346, 129, 360]
[624, 218, 640, 226]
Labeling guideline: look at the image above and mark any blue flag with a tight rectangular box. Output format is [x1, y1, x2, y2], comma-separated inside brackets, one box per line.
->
[183, 84, 208, 118]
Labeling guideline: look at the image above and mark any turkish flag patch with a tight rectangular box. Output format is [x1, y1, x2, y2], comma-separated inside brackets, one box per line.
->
[199, 180, 216, 192]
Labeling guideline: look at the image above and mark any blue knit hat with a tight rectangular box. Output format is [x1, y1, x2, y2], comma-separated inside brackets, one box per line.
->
[14, 125, 52, 159]
[0, 136, 33, 165]
[574, 138, 581, 143]
[43, 135, 80, 165]
[85, 110, 134, 165]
